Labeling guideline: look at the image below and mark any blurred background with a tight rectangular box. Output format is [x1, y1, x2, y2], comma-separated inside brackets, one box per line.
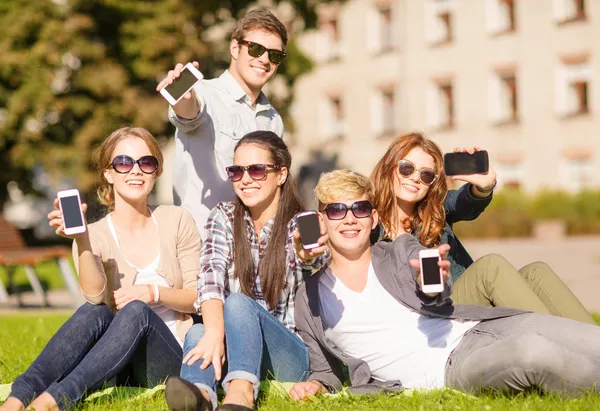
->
[1, 0, 599, 309]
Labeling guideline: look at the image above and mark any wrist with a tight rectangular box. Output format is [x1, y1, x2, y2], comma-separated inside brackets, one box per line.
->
[474, 180, 496, 195]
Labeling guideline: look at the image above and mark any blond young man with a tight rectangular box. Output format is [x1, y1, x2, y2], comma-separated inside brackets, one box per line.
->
[289, 170, 600, 400]
[156, 9, 287, 238]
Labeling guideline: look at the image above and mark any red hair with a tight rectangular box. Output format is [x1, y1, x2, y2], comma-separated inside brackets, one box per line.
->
[371, 132, 447, 247]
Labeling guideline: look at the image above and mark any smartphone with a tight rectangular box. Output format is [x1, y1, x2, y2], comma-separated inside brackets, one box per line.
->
[297, 211, 321, 250]
[419, 249, 444, 294]
[159, 62, 204, 105]
[57, 189, 86, 235]
[444, 150, 489, 176]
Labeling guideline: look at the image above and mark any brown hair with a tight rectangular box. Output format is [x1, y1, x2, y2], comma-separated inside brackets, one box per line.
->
[94, 126, 163, 210]
[231, 8, 288, 47]
[370, 132, 447, 247]
[232, 130, 302, 309]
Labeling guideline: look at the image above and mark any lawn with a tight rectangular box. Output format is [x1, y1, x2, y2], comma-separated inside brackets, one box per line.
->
[1, 314, 600, 410]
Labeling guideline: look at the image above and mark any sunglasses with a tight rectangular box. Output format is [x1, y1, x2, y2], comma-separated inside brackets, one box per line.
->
[398, 160, 438, 186]
[225, 164, 281, 182]
[109, 155, 159, 174]
[237, 39, 286, 65]
[321, 200, 373, 221]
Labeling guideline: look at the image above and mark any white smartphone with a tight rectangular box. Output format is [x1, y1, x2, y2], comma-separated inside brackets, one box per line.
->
[296, 211, 321, 250]
[159, 62, 204, 105]
[419, 249, 444, 294]
[57, 189, 86, 235]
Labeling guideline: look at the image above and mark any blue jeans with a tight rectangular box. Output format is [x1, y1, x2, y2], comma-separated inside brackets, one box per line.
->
[181, 293, 309, 409]
[9, 301, 182, 410]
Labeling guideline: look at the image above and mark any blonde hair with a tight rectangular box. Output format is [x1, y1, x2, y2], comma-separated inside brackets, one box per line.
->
[94, 127, 163, 210]
[314, 169, 374, 207]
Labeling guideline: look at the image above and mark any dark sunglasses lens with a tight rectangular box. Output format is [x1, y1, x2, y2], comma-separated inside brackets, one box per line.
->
[352, 201, 373, 218]
[112, 155, 134, 173]
[247, 43, 266, 58]
[139, 156, 158, 173]
[227, 166, 244, 181]
[420, 170, 436, 185]
[326, 204, 348, 220]
[398, 161, 415, 177]
[247, 164, 268, 180]
[268, 51, 285, 64]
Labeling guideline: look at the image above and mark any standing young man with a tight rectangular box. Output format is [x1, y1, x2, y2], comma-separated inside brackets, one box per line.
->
[157, 9, 287, 236]
[289, 169, 600, 401]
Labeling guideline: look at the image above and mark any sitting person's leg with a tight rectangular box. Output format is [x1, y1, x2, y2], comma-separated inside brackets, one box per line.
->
[452, 254, 553, 313]
[221, 293, 309, 408]
[446, 313, 600, 395]
[518, 262, 595, 325]
[32, 300, 182, 410]
[2, 303, 113, 410]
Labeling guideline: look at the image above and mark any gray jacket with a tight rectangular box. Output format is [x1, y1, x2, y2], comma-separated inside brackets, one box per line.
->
[294, 234, 525, 394]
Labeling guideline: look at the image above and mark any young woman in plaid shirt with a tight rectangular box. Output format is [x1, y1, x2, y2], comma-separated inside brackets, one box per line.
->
[166, 131, 327, 411]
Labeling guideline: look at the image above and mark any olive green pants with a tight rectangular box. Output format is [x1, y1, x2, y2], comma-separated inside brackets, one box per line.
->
[452, 254, 596, 325]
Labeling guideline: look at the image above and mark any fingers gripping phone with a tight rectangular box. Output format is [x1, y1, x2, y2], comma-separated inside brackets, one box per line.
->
[444, 150, 489, 176]
[159, 62, 204, 105]
[57, 189, 86, 235]
[419, 249, 444, 294]
[297, 211, 321, 250]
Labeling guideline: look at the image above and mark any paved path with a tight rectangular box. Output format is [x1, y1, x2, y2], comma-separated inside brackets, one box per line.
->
[463, 235, 600, 313]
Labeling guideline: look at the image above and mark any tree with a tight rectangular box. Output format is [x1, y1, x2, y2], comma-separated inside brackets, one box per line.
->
[0, 0, 330, 206]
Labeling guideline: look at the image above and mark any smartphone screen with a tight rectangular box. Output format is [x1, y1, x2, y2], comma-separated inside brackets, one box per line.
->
[297, 213, 321, 247]
[444, 151, 489, 176]
[421, 257, 441, 285]
[60, 195, 83, 229]
[164, 67, 200, 101]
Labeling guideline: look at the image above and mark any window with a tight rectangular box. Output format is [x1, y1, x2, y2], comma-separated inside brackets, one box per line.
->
[489, 69, 518, 124]
[367, 5, 396, 54]
[561, 153, 593, 192]
[496, 157, 524, 190]
[486, 0, 516, 34]
[556, 56, 591, 118]
[425, 0, 455, 46]
[317, 17, 342, 62]
[318, 94, 345, 140]
[426, 79, 454, 130]
[371, 86, 396, 136]
[554, 0, 586, 24]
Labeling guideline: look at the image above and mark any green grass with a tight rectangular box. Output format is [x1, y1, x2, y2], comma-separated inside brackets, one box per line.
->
[2, 314, 600, 410]
[0, 260, 67, 293]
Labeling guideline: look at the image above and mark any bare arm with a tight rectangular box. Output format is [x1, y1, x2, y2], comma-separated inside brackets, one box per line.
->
[155, 287, 197, 313]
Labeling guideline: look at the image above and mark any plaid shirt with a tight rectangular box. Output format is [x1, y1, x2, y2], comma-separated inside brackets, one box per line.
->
[195, 201, 324, 334]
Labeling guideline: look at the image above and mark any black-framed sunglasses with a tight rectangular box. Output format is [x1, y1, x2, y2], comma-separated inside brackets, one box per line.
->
[225, 164, 282, 182]
[237, 39, 286, 65]
[109, 155, 159, 174]
[321, 200, 373, 221]
[398, 160, 438, 186]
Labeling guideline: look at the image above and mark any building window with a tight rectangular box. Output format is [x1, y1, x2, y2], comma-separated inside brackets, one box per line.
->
[317, 17, 342, 62]
[318, 94, 345, 140]
[427, 79, 454, 130]
[371, 86, 396, 136]
[489, 70, 518, 124]
[496, 158, 523, 190]
[367, 5, 396, 54]
[556, 57, 591, 118]
[379, 7, 394, 52]
[425, 0, 455, 46]
[486, 0, 516, 34]
[562, 154, 593, 192]
[554, 0, 586, 24]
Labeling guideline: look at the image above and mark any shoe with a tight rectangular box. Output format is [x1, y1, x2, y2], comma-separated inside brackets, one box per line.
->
[165, 376, 212, 411]
[216, 404, 256, 411]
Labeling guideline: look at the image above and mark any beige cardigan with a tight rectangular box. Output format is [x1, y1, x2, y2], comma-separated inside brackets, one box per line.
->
[72, 205, 201, 341]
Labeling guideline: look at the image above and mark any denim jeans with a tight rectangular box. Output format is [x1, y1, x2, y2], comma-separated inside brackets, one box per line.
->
[9, 301, 182, 410]
[446, 312, 600, 395]
[181, 293, 309, 409]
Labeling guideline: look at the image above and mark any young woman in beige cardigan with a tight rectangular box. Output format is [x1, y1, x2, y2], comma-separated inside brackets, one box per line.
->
[2, 127, 201, 411]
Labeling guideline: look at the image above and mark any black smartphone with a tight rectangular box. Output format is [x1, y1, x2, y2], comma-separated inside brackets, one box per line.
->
[297, 211, 321, 250]
[444, 151, 489, 176]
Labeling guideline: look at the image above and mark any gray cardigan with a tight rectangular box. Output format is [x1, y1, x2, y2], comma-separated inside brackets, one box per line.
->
[294, 234, 525, 394]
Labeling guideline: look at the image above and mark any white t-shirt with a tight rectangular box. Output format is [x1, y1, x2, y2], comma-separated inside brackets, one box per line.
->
[319, 263, 478, 389]
[107, 213, 184, 347]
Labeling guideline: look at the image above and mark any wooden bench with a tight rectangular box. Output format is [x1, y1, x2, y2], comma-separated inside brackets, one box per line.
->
[0, 216, 83, 307]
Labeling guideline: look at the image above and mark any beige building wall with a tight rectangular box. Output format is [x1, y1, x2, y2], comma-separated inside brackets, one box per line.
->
[290, 0, 600, 193]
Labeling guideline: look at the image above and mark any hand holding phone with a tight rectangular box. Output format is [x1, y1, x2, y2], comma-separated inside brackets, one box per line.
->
[157, 62, 204, 106]
[293, 211, 329, 262]
[51, 190, 87, 237]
